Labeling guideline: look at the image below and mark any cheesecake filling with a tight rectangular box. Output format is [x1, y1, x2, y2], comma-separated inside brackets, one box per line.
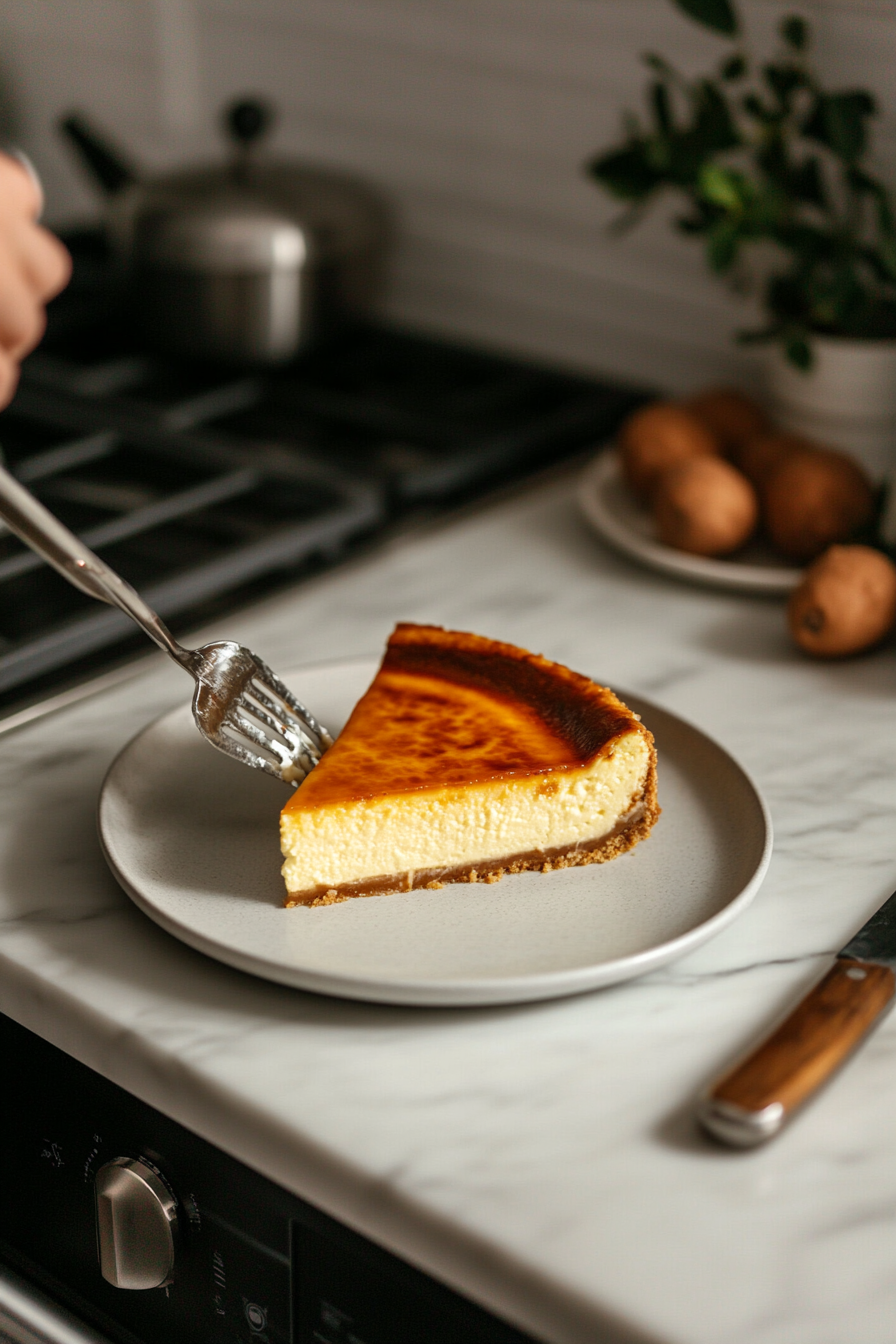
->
[281, 729, 650, 899]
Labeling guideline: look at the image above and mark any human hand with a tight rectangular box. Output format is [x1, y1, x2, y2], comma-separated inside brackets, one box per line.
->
[0, 152, 71, 409]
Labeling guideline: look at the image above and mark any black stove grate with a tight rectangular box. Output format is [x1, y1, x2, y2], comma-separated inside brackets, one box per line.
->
[0, 391, 380, 702]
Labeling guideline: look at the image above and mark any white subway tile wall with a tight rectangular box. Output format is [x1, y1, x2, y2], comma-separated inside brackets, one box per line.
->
[1, 0, 895, 390]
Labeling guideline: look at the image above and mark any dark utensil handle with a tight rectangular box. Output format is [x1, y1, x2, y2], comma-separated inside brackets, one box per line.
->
[698, 958, 895, 1147]
[59, 113, 136, 195]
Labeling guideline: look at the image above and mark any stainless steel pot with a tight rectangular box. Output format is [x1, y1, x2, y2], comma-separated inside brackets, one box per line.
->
[61, 100, 389, 366]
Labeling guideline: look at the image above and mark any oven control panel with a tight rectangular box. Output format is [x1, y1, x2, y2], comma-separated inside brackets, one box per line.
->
[0, 1012, 537, 1344]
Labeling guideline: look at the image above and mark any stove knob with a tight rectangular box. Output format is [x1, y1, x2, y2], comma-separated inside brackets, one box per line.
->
[95, 1158, 178, 1290]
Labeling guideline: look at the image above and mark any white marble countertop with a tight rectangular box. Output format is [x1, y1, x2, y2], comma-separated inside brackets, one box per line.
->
[0, 469, 894, 1344]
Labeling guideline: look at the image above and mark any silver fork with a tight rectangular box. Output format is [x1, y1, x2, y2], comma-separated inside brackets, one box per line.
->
[0, 462, 333, 783]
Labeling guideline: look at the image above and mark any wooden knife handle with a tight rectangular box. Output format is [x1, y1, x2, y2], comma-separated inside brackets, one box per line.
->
[698, 958, 895, 1147]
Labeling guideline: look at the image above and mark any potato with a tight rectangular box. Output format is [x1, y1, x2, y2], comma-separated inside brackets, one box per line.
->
[734, 431, 812, 489]
[652, 456, 758, 556]
[788, 545, 896, 657]
[763, 448, 874, 561]
[619, 402, 719, 500]
[686, 387, 769, 455]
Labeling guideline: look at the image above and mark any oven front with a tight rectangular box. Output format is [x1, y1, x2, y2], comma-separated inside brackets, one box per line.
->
[0, 1013, 536, 1344]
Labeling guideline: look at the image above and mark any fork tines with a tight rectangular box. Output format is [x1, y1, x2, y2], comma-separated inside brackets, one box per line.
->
[222, 659, 333, 784]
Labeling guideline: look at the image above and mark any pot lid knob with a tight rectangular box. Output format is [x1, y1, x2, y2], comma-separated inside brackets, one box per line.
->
[224, 98, 274, 150]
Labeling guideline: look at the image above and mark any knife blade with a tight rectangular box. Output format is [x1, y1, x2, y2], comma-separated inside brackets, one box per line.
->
[697, 887, 896, 1147]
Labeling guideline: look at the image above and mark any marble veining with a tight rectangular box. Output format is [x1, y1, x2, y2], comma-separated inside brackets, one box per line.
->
[0, 471, 894, 1344]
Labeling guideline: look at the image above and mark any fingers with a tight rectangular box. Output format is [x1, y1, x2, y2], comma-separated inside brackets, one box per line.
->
[0, 155, 72, 305]
[0, 269, 47, 357]
[0, 350, 21, 410]
[19, 223, 72, 305]
[0, 152, 43, 220]
[0, 152, 71, 409]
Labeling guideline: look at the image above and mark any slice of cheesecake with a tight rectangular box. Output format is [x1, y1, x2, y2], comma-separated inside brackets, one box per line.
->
[280, 624, 658, 907]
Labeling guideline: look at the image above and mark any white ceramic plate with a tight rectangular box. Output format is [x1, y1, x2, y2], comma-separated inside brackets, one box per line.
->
[578, 451, 802, 594]
[98, 657, 772, 1007]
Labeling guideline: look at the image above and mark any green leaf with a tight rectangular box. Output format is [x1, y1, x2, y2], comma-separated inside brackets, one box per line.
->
[785, 335, 812, 369]
[829, 92, 875, 160]
[693, 80, 739, 150]
[757, 134, 789, 186]
[790, 157, 825, 208]
[650, 81, 673, 133]
[644, 133, 674, 174]
[847, 166, 881, 196]
[804, 92, 875, 163]
[875, 235, 896, 281]
[644, 52, 676, 78]
[877, 194, 896, 242]
[671, 0, 738, 37]
[587, 145, 660, 200]
[676, 211, 712, 235]
[648, 135, 699, 185]
[706, 219, 741, 270]
[804, 263, 866, 331]
[763, 62, 804, 108]
[698, 163, 747, 210]
[748, 182, 789, 233]
[846, 166, 893, 222]
[742, 92, 773, 124]
[781, 16, 809, 51]
[779, 223, 831, 263]
[721, 54, 747, 81]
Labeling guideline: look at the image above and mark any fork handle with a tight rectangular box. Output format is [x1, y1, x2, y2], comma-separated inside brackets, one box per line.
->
[0, 462, 192, 666]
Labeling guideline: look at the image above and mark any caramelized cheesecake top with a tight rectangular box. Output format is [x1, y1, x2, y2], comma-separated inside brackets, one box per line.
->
[283, 624, 645, 813]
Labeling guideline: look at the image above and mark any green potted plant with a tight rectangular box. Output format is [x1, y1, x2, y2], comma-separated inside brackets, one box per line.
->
[588, 0, 896, 478]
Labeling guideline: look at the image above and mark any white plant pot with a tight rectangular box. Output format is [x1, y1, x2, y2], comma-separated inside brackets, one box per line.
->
[762, 335, 896, 481]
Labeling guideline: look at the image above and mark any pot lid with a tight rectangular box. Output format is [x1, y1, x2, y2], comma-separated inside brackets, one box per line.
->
[133, 163, 383, 259]
[136, 204, 309, 272]
[63, 99, 389, 266]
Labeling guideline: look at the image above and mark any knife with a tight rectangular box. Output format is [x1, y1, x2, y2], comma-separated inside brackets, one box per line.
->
[697, 888, 896, 1147]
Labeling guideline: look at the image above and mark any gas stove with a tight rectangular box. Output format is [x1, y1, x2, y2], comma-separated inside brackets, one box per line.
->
[0, 231, 642, 720]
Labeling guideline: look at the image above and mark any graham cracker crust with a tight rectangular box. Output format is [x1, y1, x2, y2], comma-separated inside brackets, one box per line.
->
[285, 750, 660, 909]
